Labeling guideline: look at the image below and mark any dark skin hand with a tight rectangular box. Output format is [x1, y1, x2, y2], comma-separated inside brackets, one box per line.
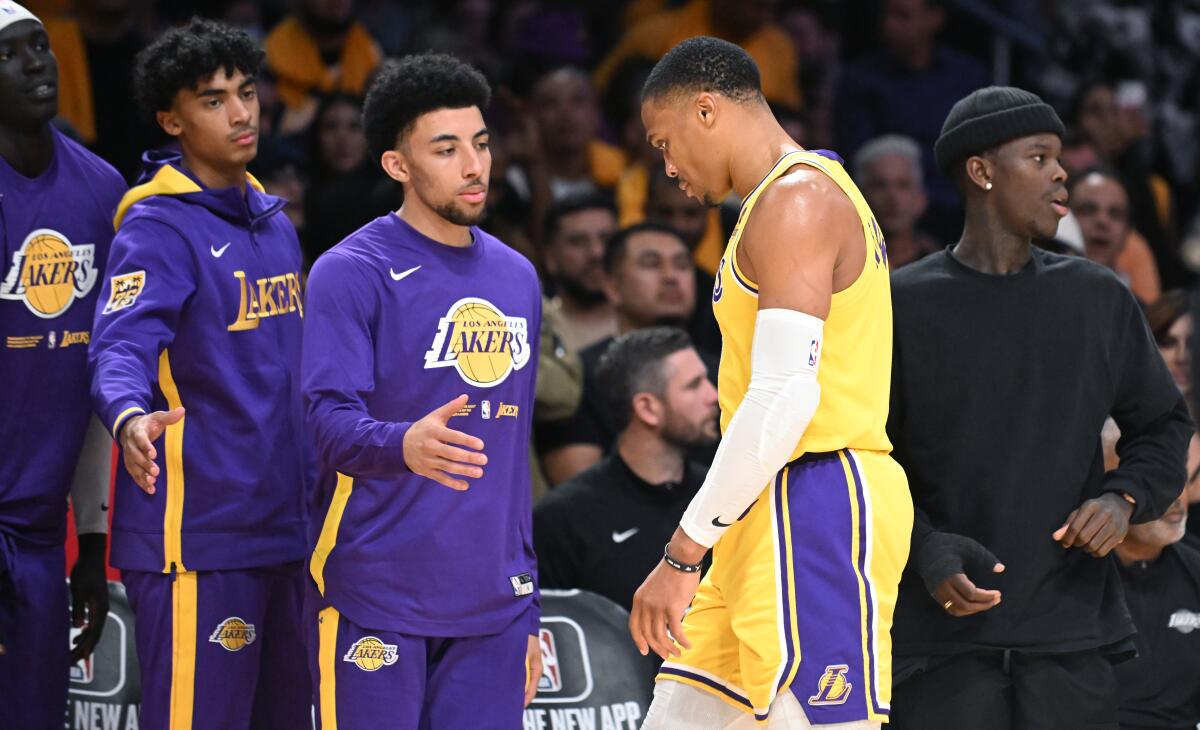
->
[1052, 492, 1133, 557]
[934, 563, 1005, 618]
[69, 533, 109, 662]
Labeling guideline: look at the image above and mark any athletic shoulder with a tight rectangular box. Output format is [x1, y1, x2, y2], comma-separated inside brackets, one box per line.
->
[478, 228, 538, 280]
[891, 249, 953, 289]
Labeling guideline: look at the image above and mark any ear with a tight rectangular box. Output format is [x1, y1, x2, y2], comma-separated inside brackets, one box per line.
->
[696, 92, 717, 129]
[964, 155, 993, 193]
[156, 109, 183, 139]
[631, 392, 663, 428]
[381, 148, 410, 184]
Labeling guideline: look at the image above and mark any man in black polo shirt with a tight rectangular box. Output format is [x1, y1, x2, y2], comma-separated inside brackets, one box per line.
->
[533, 327, 717, 610]
[888, 86, 1193, 729]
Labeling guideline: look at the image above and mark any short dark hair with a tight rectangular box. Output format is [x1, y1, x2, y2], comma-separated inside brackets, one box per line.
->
[133, 18, 263, 124]
[363, 53, 491, 159]
[603, 221, 688, 274]
[596, 327, 694, 430]
[543, 193, 616, 243]
[642, 36, 763, 105]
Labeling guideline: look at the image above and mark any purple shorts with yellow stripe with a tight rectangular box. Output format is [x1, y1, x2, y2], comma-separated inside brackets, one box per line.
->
[122, 561, 310, 729]
[658, 449, 912, 725]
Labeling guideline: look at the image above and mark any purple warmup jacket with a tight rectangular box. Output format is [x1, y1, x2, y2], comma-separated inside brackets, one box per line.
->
[0, 128, 124, 545]
[89, 151, 307, 573]
[303, 213, 541, 637]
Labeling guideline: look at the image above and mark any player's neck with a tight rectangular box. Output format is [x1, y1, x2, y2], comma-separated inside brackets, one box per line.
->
[397, 202, 473, 247]
[728, 116, 801, 200]
[616, 430, 685, 485]
[0, 124, 54, 178]
[1115, 541, 1165, 566]
[181, 150, 246, 192]
[953, 207, 1032, 275]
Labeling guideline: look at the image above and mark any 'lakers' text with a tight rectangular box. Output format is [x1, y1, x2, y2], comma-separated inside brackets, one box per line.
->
[227, 270, 304, 331]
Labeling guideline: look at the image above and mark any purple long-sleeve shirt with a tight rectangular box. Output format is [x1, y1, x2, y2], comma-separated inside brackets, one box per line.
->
[303, 213, 541, 637]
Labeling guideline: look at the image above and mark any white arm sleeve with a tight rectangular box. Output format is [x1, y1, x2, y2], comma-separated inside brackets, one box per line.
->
[70, 414, 112, 535]
[679, 308, 823, 547]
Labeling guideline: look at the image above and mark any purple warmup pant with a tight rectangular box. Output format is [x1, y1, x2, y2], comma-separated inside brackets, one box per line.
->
[0, 536, 69, 730]
[304, 587, 531, 730]
[122, 561, 310, 729]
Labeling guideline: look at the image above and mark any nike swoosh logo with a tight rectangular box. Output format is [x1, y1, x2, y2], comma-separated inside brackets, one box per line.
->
[390, 265, 420, 281]
[711, 516, 733, 528]
[210, 242, 231, 258]
[612, 528, 640, 543]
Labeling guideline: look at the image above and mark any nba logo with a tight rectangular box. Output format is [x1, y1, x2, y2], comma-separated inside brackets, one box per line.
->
[538, 628, 562, 692]
[808, 339, 819, 367]
[47, 331, 56, 349]
[68, 627, 94, 684]
[481, 400, 491, 419]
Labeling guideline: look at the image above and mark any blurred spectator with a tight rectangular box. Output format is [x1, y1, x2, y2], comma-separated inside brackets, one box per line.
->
[1069, 79, 1188, 289]
[507, 67, 626, 205]
[1147, 290, 1193, 405]
[594, 0, 801, 109]
[249, 137, 307, 242]
[538, 223, 709, 486]
[1069, 168, 1162, 303]
[534, 327, 717, 610]
[852, 134, 938, 269]
[541, 194, 619, 353]
[303, 93, 384, 262]
[264, 0, 380, 134]
[44, 0, 153, 180]
[643, 168, 722, 355]
[835, 0, 988, 243]
[780, 0, 842, 150]
[530, 301, 584, 501]
[356, 0, 425, 57]
[421, 0, 501, 72]
[1111, 494, 1200, 730]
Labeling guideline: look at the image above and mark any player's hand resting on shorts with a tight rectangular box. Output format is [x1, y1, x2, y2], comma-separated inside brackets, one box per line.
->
[402, 394, 487, 491]
[119, 407, 185, 494]
[917, 531, 1005, 617]
[630, 527, 702, 660]
[1052, 492, 1133, 557]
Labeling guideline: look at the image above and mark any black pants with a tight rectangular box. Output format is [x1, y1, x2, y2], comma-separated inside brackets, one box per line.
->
[890, 650, 1119, 730]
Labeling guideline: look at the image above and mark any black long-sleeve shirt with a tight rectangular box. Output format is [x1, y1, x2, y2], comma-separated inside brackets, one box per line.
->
[888, 248, 1193, 655]
[1115, 537, 1200, 730]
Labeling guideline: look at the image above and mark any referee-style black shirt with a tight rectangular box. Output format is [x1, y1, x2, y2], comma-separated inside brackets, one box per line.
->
[533, 452, 707, 611]
[1115, 537, 1200, 730]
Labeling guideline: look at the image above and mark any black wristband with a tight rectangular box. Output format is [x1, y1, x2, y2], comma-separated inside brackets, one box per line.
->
[663, 543, 703, 573]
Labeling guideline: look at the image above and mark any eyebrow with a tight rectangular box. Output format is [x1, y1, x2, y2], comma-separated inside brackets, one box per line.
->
[430, 127, 489, 144]
[196, 75, 256, 97]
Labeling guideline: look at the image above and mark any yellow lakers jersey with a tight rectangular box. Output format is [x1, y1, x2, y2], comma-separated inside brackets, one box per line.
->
[712, 149, 894, 459]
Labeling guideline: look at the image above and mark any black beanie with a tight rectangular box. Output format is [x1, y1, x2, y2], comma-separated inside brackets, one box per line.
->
[934, 86, 1065, 176]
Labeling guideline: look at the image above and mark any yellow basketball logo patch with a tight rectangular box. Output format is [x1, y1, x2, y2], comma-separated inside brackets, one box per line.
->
[0, 229, 98, 318]
[208, 617, 256, 652]
[102, 270, 146, 315]
[808, 664, 853, 706]
[424, 297, 530, 387]
[343, 636, 399, 671]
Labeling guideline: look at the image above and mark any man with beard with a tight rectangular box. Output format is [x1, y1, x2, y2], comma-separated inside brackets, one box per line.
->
[538, 222, 712, 486]
[534, 327, 719, 611]
[0, 4, 123, 725]
[887, 86, 1192, 729]
[542, 193, 619, 353]
[301, 53, 543, 727]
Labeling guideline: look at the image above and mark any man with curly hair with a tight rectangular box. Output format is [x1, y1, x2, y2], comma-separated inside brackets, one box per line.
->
[88, 18, 310, 728]
[301, 53, 543, 727]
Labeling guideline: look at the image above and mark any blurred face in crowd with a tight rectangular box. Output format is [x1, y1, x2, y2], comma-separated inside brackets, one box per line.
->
[1123, 495, 1189, 551]
[158, 68, 259, 173]
[1077, 84, 1124, 159]
[1060, 140, 1100, 179]
[317, 98, 367, 174]
[1158, 313, 1193, 396]
[531, 69, 597, 157]
[882, 0, 943, 61]
[545, 206, 617, 305]
[1070, 172, 1130, 269]
[384, 106, 490, 227]
[651, 348, 719, 448]
[0, 20, 58, 132]
[606, 230, 695, 327]
[710, 0, 776, 39]
[262, 164, 305, 230]
[647, 173, 707, 250]
[643, 93, 734, 207]
[861, 152, 927, 238]
[969, 133, 1068, 240]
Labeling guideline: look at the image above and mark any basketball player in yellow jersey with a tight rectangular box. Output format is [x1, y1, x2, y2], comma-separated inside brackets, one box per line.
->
[629, 37, 914, 729]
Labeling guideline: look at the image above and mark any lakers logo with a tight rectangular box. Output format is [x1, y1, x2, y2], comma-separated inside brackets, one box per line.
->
[712, 257, 724, 303]
[808, 664, 853, 706]
[343, 636, 399, 671]
[0, 229, 97, 318]
[424, 297, 530, 387]
[208, 617, 256, 652]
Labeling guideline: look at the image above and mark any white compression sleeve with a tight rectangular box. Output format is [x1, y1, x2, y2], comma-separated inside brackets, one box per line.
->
[70, 414, 112, 535]
[679, 308, 823, 548]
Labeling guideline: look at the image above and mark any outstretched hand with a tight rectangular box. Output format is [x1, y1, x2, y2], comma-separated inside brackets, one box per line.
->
[402, 395, 487, 490]
[119, 408, 185, 494]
